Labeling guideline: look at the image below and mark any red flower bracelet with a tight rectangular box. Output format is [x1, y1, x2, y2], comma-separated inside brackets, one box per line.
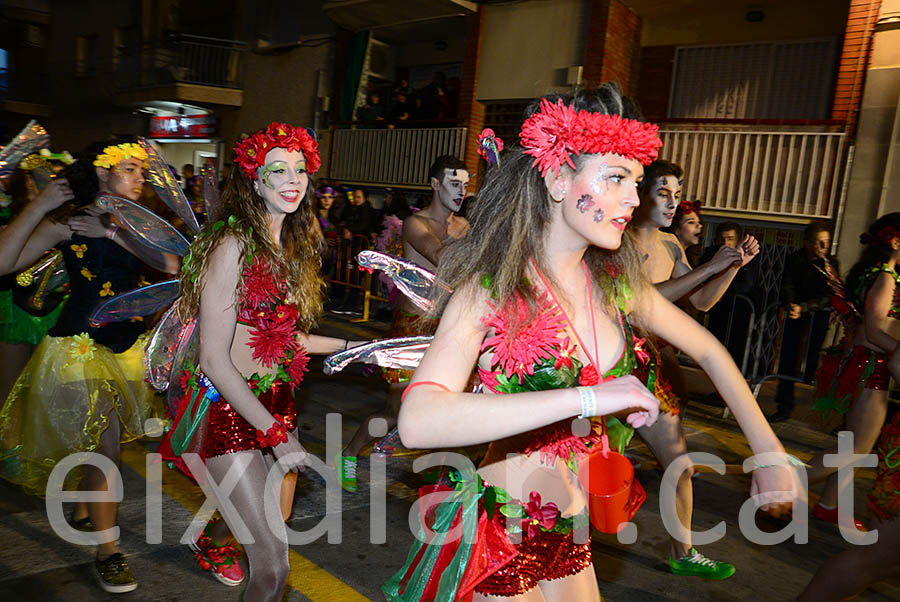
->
[255, 414, 289, 448]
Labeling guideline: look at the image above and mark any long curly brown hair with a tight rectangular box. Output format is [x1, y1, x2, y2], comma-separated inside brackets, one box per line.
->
[433, 84, 652, 329]
[178, 164, 324, 331]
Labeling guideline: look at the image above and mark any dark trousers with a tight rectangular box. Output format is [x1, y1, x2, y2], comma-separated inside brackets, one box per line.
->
[775, 310, 831, 412]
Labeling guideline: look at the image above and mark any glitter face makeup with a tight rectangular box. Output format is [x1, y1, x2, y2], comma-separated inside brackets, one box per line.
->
[576, 194, 594, 213]
[106, 157, 145, 202]
[593, 208, 605, 223]
[589, 164, 609, 195]
[260, 158, 307, 191]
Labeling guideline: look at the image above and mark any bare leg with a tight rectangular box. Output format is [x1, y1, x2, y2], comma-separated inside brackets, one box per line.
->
[806, 389, 888, 507]
[637, 411, 693, 557]
[537, 565, 601, 601]
[798, 517, 900, 601]
[344, 382, 403, 457]
[206, 450, 290, 602]
[474, 585, 547, 601]
[0, 342, 33, 404]
[74, 411, 122, 558]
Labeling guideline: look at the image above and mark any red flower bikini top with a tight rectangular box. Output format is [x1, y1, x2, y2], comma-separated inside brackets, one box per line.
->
[477, 285, 651, 467]
[236, 255, 310, 391]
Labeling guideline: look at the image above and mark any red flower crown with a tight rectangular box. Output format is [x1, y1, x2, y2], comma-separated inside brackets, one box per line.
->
[233, 122, 321, 180]
[519, 98, 663, 177]
[861, 225, 900, 246]
[674, 200, 702, 224]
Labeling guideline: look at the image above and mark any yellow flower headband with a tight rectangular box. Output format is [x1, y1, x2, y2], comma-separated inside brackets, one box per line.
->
[92, 143, 148, 169]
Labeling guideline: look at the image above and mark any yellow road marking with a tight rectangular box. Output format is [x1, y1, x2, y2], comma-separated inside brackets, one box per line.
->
[120, 443, 373, 601]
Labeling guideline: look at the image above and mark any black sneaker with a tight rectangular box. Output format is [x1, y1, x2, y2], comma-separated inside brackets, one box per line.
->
[94, 553, 138, 593]
[767, 409, 792, 423]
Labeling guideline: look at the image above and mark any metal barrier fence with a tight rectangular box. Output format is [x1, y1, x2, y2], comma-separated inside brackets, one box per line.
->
[658, 126, 847, 218]
[326, 234, 387, 322]
[329, 127, 467, 187]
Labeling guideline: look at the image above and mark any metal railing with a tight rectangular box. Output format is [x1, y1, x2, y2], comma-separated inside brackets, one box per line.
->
[658, 125, 848, 218]
[329, 127, 467, 187]
[326, 234, 387, 322]
[115, 34, 247, 90]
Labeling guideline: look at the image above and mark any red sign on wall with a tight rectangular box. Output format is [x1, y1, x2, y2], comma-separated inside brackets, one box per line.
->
[149, 114, 217, 138]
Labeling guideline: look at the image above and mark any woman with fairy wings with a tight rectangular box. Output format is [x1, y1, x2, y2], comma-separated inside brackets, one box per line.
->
[385, 85, 802, 602]
[158, 123, 361, 602]
[0, 141, 177, 593]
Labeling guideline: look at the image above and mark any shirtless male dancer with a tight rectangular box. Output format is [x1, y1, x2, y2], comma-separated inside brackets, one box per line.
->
[632, 159, 760, 579]
[337, 155, 469, 491]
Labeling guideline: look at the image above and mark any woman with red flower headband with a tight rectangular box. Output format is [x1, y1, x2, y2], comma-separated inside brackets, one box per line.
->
[805, 212, 900, 531]
[664, 200, 703, 259]
[168, 122, 359, 601]
[387, 85, 801, 602]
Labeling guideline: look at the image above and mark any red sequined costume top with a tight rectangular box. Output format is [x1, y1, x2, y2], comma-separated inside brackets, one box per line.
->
[161, 255, 310, 464]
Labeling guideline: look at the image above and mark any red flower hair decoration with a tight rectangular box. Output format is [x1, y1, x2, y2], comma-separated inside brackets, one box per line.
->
[233, 122, 321, 179]
[519, 98, 663, 177]
[674, 200, 702, 224]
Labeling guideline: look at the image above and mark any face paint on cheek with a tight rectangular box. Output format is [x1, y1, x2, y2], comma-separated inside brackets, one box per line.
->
[576, 194, 595, 213]
[589, 164, 609, 195]
[593, 208, 605, 223]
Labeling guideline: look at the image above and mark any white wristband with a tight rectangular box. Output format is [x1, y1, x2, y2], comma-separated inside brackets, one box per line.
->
[576, 386, 595, 418]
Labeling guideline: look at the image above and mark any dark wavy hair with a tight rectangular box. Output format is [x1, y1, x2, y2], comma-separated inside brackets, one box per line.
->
[47, 141, 120, 222]
[432, 83, 651, 328]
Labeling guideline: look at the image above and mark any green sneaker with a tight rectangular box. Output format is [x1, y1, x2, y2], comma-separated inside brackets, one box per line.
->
[94, 552, 138, 593]
[336, 453, 358, 492]
[669, 548, 735, 580]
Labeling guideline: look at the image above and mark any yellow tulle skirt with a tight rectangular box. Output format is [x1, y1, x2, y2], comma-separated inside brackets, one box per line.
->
[0, 332, 165, 496]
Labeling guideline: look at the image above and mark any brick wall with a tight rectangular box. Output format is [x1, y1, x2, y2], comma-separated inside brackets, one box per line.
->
[583, 0, 641, 94]
[459, 7, 485, 179]
[831, 0, 882, 133]
[636, 45, 676, 121]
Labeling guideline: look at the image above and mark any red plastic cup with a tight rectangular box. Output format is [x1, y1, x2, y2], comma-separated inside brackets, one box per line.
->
[577, 448, 646, 533]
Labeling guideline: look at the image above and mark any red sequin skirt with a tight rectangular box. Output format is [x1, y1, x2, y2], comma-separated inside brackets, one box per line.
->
[203, 382, 297, 458]
[473, 527, 592, 596]
[814, 345, 889, 416]
[868, 413, 900, 522]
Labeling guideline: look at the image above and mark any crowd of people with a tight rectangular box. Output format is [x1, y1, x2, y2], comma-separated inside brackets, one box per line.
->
[355, 73, 461, 125]
[0, 81, 896, 602]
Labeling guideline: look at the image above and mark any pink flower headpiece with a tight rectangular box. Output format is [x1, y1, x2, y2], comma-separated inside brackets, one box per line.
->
[519, 98, 663, 177]
[233, 122, 321, 180]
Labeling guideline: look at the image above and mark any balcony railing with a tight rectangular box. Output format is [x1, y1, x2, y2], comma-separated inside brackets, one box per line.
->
[329, 126, 467, 187]
[116, 34, 247, 90]
[658, 125, 848, 218]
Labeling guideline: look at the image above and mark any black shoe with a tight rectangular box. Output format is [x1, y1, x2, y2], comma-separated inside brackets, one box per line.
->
[768, 409, 792, 423]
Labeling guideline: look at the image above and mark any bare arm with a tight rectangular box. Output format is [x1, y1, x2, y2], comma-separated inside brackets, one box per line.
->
[639, 286, 800, 509]
[198, 237, 309, 469]
[296, 333, 364, 355]
[402, 215, 443, 266]
[0, 180, 73, 275]
[862, 272, 900, 354]
[397, 282, 659, 449]
[655, 242, 740, 308]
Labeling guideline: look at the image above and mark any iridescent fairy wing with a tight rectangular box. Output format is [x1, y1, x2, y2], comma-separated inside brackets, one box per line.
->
[324, 336, 433, 375]
[14, 249, 69, 313]
[0, 121, 49, 183]
[202, 166, 220, 222]
[19, 153, 56, 190]
[356, 251, 449, 313]
[166, 318, 200, 417]
[139, 137, 201, 234]
[95, 193, 191, 264]
[88, 280, 179, 326]
[144, 302, 190, 391]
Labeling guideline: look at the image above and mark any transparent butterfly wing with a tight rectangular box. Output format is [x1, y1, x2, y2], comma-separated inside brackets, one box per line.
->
[88, 280, 180, 326]
[166, 318, 200, 416]
[0, 121, 49, 182]
[356, 251, 446, 313]
[324, 336, 433, 375]
[139, 137, 201, 234]
[144, 302, 190, 391]
[202, 166, 220, 223]
[95, 193, 191, 265]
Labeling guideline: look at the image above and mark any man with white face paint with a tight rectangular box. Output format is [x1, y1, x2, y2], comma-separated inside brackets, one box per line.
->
[336, 155, 470, 491]
[630, 159, 761, 580]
